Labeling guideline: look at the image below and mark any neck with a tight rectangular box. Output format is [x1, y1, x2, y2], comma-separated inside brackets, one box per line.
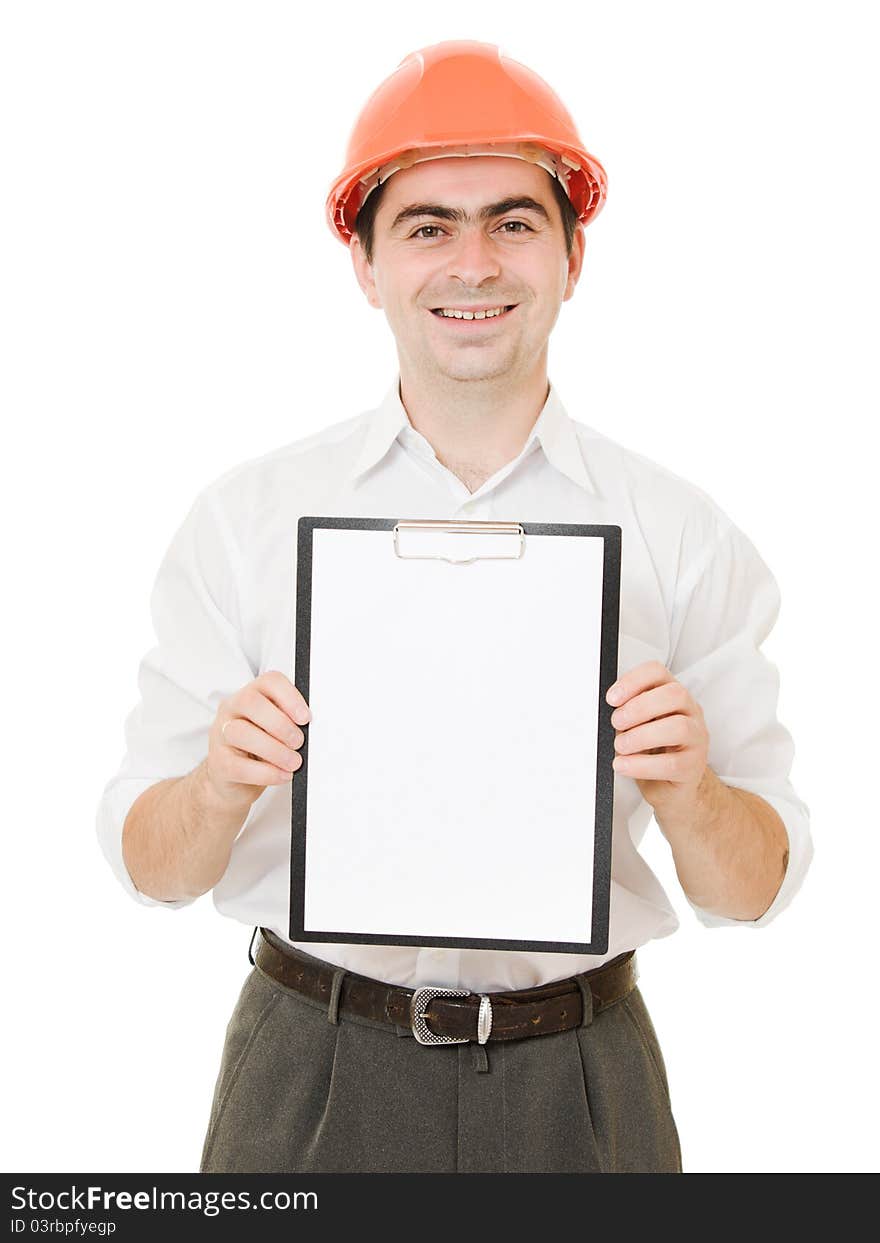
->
[397, 362, 551, 486]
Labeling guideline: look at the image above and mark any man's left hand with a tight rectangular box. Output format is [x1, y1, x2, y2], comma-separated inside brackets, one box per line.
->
[606, 660, 709, 812]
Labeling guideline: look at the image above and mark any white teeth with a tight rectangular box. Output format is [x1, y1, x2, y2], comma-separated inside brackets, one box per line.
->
[435, 306, 507, 319]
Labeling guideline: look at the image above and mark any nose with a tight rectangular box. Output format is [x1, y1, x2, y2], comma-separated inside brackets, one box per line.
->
[443, 226, 502, 288]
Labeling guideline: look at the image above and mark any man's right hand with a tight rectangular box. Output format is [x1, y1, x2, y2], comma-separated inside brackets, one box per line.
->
[203, 671, 311, 807]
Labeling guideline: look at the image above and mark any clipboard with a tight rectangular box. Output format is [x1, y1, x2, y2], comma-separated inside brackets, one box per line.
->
[290, 516, 621, 955]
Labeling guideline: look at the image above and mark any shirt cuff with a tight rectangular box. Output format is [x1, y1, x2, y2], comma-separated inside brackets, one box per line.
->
[684, 789, 813, 929]
[96, 777, 198, 909]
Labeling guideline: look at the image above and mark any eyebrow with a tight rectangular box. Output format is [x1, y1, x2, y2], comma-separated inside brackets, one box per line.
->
[388, 195, 552, 233]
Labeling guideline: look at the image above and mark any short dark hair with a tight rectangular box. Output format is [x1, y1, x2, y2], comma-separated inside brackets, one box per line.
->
[354, 168, 579, 265]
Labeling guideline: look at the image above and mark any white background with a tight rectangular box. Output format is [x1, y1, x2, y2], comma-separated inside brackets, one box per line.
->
[2, 0, 876, 1175]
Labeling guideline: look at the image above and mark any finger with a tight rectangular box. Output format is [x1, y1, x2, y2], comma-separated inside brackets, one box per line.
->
[222, 717, 304, 773]
[613, 713, 693, 755]
[236, 689, 305, 750]
[612, 749, 690, 780]
[609, 679, 690, 729]
[225, 753, 299, 786]
[256, 670, 311, 726]
[606, 660, 673, 707]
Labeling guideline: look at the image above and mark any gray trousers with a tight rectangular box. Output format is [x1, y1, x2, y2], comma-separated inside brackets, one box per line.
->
[199, 936, 683, 1174]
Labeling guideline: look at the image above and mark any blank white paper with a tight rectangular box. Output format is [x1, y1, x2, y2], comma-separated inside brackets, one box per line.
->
[300, 526, 605, 946]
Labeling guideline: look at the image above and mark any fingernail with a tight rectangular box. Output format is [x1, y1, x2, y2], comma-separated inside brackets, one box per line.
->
[607, 683, 624, 705]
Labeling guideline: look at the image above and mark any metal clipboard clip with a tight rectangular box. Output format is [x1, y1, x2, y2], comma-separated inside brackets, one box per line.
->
[393, 519, 525, 566]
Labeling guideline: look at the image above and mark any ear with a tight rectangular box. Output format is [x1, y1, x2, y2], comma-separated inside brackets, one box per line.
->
[562, 224, 586, 302]
[350, 235, 383, 309]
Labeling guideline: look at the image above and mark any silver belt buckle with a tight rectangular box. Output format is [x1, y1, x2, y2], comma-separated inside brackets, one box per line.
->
[410, 986, 494, 1046]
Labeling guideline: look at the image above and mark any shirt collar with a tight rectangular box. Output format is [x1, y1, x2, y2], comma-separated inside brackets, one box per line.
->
[351, 375, 598, 496]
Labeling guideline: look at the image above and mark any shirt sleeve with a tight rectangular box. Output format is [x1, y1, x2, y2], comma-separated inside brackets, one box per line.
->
[666, 517, 813, 928]
[95, 483, 257, 908]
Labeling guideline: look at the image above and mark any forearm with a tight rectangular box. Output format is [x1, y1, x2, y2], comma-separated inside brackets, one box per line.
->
[654, 767, 789, 921]
[122, 760, 252, 902]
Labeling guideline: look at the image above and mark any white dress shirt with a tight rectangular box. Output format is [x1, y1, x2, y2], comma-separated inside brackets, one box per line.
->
[96, 374, 813, 991]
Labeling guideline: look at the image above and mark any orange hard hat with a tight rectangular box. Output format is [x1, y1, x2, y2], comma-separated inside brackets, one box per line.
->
[326, 40, 607, 247]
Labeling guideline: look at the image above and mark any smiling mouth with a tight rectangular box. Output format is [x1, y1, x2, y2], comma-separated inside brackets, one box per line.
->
[429, 305, 518, 323]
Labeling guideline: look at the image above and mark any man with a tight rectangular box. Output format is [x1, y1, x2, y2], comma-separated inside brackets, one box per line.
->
[96, 40, 812, 1174]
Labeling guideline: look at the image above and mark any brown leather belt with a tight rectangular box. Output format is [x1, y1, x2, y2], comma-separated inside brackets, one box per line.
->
[252, 928, 638, 1045]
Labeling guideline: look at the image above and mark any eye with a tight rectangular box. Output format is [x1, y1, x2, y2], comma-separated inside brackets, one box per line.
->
[409, 225, 445, 239]
[498, 220, 532, 234]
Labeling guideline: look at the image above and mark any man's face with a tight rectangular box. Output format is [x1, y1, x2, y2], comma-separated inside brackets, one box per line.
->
[350, 156, 585, 384]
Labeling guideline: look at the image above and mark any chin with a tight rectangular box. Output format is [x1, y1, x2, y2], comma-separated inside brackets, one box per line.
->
[429, 346, 518, 377]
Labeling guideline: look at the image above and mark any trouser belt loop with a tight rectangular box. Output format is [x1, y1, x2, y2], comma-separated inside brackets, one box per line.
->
[248, 926, 260, 967]
[575, 975, 594, 1027]
[471, 1043, 490, 1073]
[327, 967, 346, 1025]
